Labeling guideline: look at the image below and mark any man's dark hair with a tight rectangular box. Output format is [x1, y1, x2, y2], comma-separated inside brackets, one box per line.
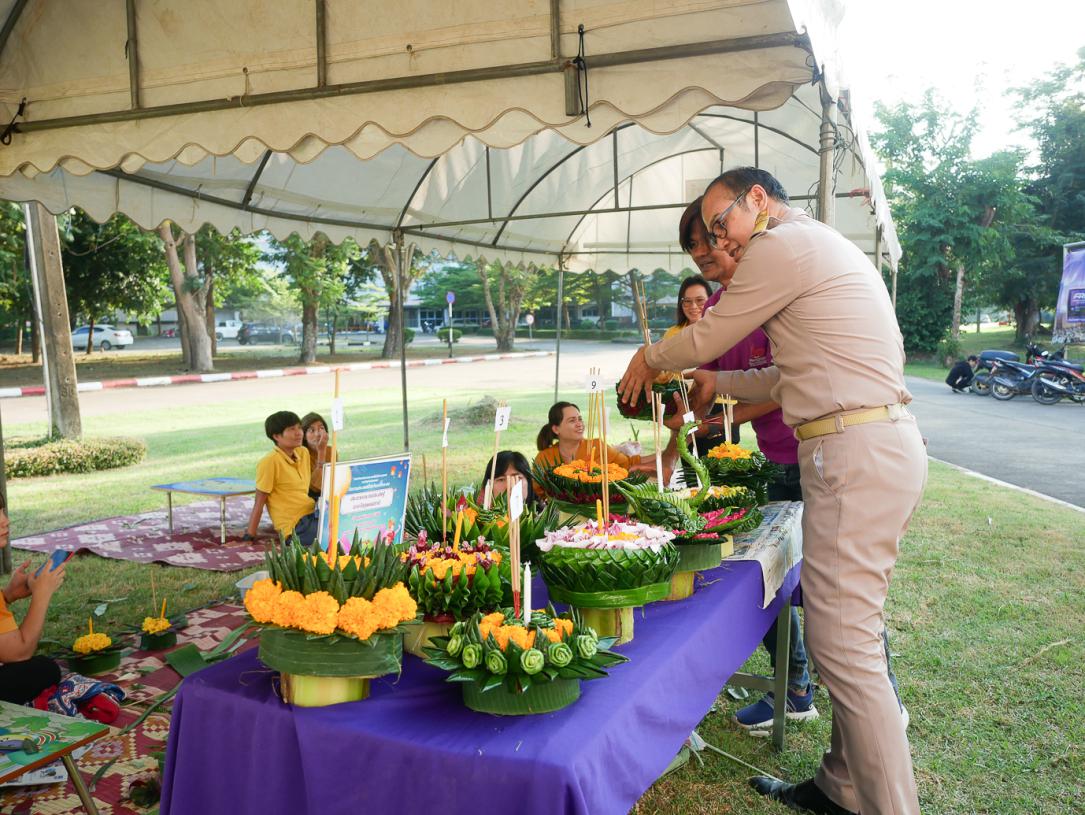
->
[678, 196, 705, 252]
[706, 167, 790, 204]
[967, 355, 979, 363]
[265, 410, 301, 441]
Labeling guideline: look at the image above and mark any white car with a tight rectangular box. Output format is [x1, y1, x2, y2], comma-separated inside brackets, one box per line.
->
[71, 324, 134, 351]
[215, 319, 243, 340]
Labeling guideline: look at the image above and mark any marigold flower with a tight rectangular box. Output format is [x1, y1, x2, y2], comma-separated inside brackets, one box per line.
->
[141, 616, 171, 635]
[270, 590, 306, 629]
[337, 597, 378, 640]
[244, 578, 283, 624]
[706, 442, 752, 460]
[73, 632, 112, 655]
[295, 591, 339, 635]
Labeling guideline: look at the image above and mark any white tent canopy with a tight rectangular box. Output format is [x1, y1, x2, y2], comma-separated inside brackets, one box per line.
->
[0, 0, 900, 272]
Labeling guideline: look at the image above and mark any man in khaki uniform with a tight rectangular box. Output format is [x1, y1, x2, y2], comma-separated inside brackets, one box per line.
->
[619, 167, 926, 815]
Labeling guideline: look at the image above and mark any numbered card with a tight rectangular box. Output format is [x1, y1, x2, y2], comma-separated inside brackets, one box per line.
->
[442, 417, 450, 448]
[330, 398, 345, 432]
[494, 405, 511, 432]
[682, 411, 696, 424]
[584, 374, 602, 393]
[601, 405, 610, 434]
[508, 479, 525, 520]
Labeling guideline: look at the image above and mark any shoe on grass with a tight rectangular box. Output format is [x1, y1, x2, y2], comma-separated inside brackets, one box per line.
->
[749, 777, 858, 815]
[735, 685, 819, 733]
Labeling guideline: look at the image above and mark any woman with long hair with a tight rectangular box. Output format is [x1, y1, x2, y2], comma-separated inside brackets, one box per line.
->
[478, 450, 539, 511]
[534, 401, 654, 473]
[300, 412, 329, 499]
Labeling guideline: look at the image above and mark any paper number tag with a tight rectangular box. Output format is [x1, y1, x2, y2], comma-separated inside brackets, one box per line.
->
[494, 406, 511, 432]
[584, 374, 602, 393]
[682, 411, 696, 424]
[508, 480, 524, 520]
[330, 398, 345, 432]
[442, 418, 450, 448]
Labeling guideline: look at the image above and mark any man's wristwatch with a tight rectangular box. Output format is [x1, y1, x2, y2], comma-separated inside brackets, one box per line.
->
[241, 532, 254, 542]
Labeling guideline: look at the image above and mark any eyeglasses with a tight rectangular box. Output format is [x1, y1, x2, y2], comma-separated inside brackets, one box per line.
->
[680, 297, 708, 307]
[706, 188, 750, 248]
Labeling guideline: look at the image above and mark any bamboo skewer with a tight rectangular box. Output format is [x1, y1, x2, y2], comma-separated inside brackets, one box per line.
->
[441, 399, 449, 544]
[600, 387, 610, 529]
[326, 369, 342, 558]
[651, 392, 664, 492]
[720, 394, 738, 445]
[509, 474, 522, 618]
[484, 400, 508, 510]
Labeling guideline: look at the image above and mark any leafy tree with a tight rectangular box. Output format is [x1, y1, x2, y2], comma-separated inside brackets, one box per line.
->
[478, 260, 530, 351]
[1005, 48, 1085, 341]
[269, 233, 361, 363]
[415, 261, 485, 313]
[61, 211, 171, 352]
[195, 226, 263, 355]
[0, 203, 34, 357]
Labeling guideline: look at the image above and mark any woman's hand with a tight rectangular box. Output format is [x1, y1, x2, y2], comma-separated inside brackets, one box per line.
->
[28, 561, 65, 601]
[4, 561, 32, 602]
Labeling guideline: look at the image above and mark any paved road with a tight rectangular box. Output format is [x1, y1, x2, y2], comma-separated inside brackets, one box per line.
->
[905, 375, 1084, 507]
[5, 341, 1081, 506]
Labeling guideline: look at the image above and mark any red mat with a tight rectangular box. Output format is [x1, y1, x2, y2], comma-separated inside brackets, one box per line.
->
[12, 500, 275, 572]
[0, 603, 258, 815]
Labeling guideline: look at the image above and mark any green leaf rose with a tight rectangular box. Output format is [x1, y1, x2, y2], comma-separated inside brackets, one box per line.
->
[547, 641, 574, 668]
[461, 643, 483, 669]
[449, 621, 466, 638]
[520, 648, 545, 675]
[446, 634, 464, 657]
[575, 635, 598, 659]
[485, 648, 508, 675]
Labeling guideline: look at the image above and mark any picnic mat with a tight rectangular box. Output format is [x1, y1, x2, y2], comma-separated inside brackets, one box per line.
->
[0, 602, 256, 815]
[12, 500, 273, 572]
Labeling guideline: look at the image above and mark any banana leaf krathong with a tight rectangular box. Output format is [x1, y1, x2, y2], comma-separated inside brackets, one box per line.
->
[614, 380, 683, 421]
[532, 460, 648, 508]
[264, 530, 407, 604]
[423, 607, 627, 714]
[676, 421, 779, 505]
[405, 535, 508, 621]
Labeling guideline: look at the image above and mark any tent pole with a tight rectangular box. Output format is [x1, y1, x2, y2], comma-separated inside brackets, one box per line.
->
[395, 231, 410, 450]
[0, 400, 9, 574]
[125, 0, 140, 109]
[554, 256, 566, 403]
[816, 79, 837, 227]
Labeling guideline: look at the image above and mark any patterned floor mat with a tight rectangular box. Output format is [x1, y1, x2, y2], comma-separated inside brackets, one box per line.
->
[0, 603, 257, 815]
[12, 500, 274, 572]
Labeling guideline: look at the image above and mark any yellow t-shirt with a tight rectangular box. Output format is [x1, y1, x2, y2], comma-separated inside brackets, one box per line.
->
[0, 592, 17, 635]
[256, 446, 316, 534]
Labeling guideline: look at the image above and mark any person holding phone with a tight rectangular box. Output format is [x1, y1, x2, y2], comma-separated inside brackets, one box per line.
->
[0, 509, 66, 704]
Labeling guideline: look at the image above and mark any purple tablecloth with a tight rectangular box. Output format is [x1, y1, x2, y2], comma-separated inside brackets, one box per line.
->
[161, 559, 800, 815]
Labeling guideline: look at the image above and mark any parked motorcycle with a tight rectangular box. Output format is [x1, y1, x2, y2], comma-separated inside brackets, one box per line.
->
[1030, 359, 1085, 405]
[990, 357, 1046, 401]
[971, 350, 1020, 397]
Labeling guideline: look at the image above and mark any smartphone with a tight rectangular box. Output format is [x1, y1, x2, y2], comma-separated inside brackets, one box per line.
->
[35, 549, 73, 577]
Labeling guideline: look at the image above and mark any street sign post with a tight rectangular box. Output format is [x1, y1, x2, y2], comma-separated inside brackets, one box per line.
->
[445, 292, 455, 358]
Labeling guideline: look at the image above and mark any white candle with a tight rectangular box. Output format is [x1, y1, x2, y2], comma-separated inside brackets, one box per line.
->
[522, 564, 532, 625]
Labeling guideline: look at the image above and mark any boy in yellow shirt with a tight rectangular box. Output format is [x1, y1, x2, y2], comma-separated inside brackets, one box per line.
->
[244, 411, 321, 544]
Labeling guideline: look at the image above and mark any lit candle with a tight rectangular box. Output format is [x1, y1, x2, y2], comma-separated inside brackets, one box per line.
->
[452, 510, 464, 551]
[88, 617, 93, 636]
[522, 564, 532, 625]
[160, 598, 167, 620]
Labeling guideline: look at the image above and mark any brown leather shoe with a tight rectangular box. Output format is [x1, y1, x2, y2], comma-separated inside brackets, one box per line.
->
[749, 777, 858, 815]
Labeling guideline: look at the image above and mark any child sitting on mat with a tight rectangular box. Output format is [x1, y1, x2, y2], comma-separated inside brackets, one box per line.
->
[0, 509, 65, 705]
[244, 411, 321, 545]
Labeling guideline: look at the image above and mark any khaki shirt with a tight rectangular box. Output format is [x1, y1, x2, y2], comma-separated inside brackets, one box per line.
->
[645, 208, 911, 427]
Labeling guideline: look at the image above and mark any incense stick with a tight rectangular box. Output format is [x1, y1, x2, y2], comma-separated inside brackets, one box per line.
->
[600, 386, 610, 527]
[509, 475, 522, 618]
[484, 401, 507, 510]
[327, 369, 342, 557]
[441, 399, 448, 544]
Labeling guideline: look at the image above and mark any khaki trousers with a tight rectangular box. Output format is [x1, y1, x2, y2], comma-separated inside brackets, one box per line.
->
[798, 414, 927, 815]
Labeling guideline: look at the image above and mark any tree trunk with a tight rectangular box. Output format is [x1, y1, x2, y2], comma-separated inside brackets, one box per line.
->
[159, 223, 214, 372]
[950, 263, 965, 341]
[1013, 298, 1041, 345]
[15, 316, 23, 355]
[300, 296, 319, 363]
[328, 309, 337, 356]
[30, 310, 40, 363]
[205, 268, 217, 357]
[85, 314, 95, 355]
[382, 282, 403, 360]
[175, 296, 191, 368]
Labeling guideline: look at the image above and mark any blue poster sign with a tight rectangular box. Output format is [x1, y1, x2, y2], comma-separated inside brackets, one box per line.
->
[1054, 244, 1085, 344]
[446, 291, 456, 305]
[316, 453, 412, 552]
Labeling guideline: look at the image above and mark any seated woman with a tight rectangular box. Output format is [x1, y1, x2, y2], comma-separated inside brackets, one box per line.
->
[479, 451, 539, 511]
[535, 401, 659, 476]
[0, 509, 65, 704]
[301, 411, 329, 500]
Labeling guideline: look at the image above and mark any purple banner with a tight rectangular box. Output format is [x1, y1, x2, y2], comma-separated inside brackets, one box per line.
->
[1054, 244, 1085, 343]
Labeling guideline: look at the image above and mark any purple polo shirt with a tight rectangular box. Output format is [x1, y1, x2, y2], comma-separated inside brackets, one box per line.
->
[698, 288, 798, 465]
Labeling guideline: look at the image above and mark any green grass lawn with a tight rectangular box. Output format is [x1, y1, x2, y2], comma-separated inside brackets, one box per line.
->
[4, 383, 1083, 813]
